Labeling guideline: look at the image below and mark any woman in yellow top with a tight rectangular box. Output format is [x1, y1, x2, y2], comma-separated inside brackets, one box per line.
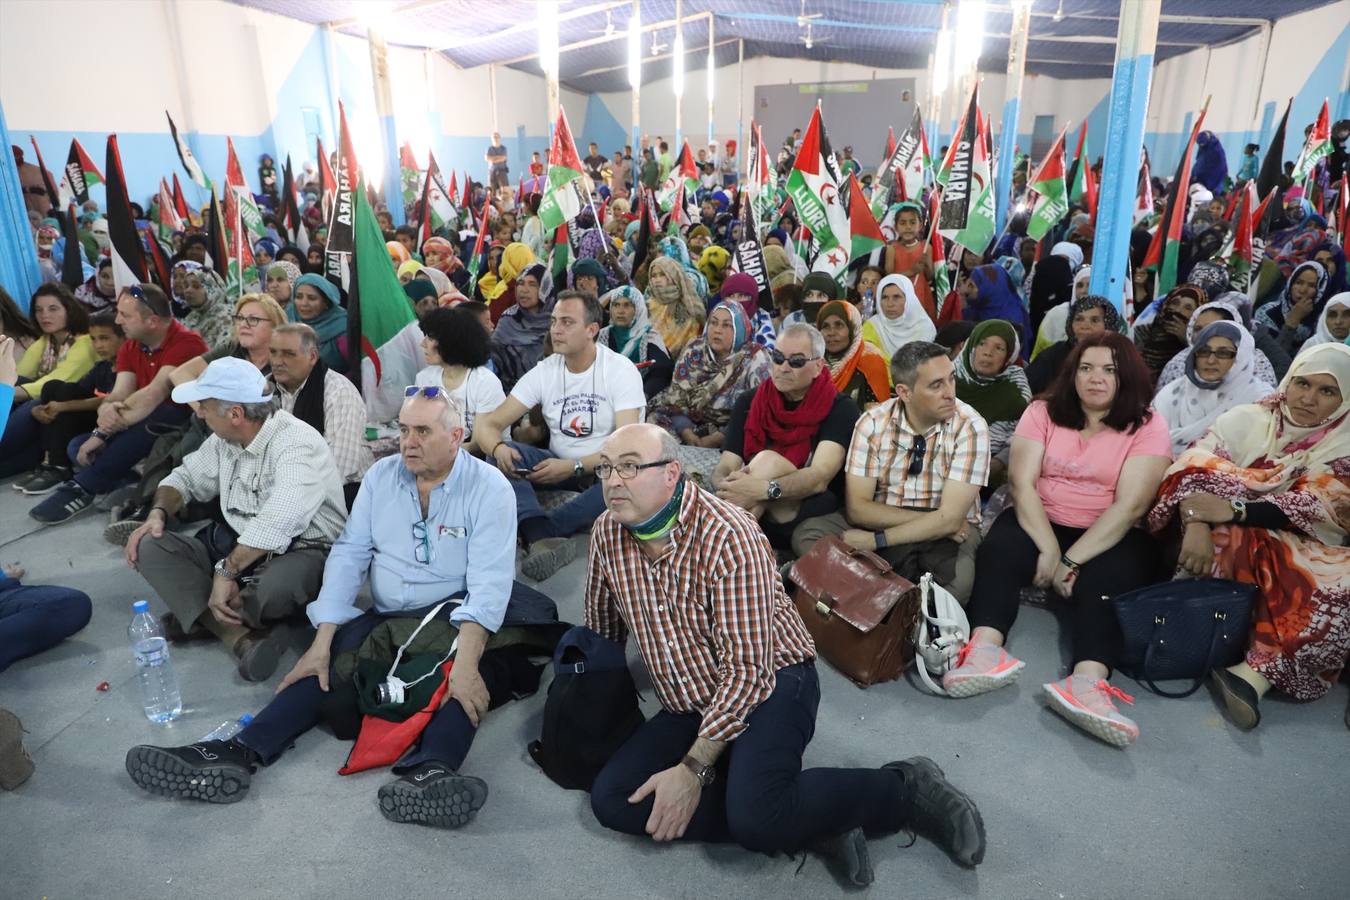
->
[12, 284, 95, 406]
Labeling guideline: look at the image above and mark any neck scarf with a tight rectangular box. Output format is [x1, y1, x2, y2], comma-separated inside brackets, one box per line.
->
[1154, 321, 1274, 456]
[867, 274, 936, 358]
[646, 255, 706, 357]
[37, 332, 75, 378]
[288, 355, 330, 437]
[955, 319, 1031, 424]
[742, 368, 838, 467]
[624, 476, 685, 541]
[1255, 260, 1328, 342]
[598, 285, 667, 363]
[819, 300, 889, 402]
[1304, 292, 1350, 349]
[487, 243, 537, 302]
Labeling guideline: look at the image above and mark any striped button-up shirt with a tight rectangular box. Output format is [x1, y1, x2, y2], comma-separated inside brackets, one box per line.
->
[585, 483, 815, 741]
[272, 369, 374, 485]
[160, 410, 348, 553]
[846, 397, 990, 524]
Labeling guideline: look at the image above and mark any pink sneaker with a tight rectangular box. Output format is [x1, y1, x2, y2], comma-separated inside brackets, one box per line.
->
[941, 643, 1026, 698]
[1043, 676, 1139, 747]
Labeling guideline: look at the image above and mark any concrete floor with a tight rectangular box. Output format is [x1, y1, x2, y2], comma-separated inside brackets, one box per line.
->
[1, 485, 1346, 900]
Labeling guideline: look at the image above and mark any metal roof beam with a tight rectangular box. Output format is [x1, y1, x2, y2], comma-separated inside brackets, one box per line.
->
[324, 0, 455, 30]
[431, 1, 635, 52]
[493, 10, 714, 66]
[567, 36, 739, 80]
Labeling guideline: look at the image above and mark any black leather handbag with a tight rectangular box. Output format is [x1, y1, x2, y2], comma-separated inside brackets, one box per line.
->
[1112, 578, 1257, 698]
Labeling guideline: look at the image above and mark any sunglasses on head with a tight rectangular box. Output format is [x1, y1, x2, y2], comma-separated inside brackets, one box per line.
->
[768, 349, 820, 369]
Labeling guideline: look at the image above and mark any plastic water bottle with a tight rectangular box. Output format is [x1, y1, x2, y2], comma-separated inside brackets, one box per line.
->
[128, 601, 182, 723]
[201, 714, 254, 742]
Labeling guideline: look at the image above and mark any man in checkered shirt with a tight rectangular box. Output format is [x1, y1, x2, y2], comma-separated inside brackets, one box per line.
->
[584, 423, 986, 887]
[793, 341, 990, 603]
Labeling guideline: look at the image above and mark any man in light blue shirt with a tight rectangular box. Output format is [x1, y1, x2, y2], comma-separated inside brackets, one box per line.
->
[125, 388, 525, 830]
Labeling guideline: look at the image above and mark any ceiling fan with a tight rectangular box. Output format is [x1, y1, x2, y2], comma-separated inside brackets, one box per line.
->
[587, 9, 617, 36]
[650, 31, 668, 55]
[796, 0, 822, 28]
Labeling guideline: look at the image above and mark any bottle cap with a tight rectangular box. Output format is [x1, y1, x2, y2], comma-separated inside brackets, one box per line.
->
[132, 600, 149, 613]
[238, 714, 254, 725]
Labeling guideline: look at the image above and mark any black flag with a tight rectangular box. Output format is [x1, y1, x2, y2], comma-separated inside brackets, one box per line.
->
[61, 203, 84, 289]
[103, 135, 148, 294]
[1256, 100, 1290, 201]
[732, 192, 774, 313]
[939, 89, 979, 235]
[205, 189, 230, 281]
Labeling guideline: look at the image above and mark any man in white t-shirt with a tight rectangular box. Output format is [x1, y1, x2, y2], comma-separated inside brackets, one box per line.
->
[473, 291, 646, 581]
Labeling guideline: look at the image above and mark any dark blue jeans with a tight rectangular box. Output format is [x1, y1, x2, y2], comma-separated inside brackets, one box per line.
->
[589, 661, 906, 852]
[69, 404, 190, 494]
[506, 441, 606, 543]
[235, 608, 511, 774]
[0, 576, 93, 672]
[0, 400, 43, 478]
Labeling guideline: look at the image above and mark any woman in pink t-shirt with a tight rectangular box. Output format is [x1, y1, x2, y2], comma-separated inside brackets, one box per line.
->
[942, 333, 1173, 747]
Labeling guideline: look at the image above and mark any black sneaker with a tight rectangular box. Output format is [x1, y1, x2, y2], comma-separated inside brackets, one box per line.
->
[124, 740, 257, 804]
[19, 465, 73, 496]
[811, 826, 873, 887]
[884, 756, 986, 868]
[377, 761, 488, 829]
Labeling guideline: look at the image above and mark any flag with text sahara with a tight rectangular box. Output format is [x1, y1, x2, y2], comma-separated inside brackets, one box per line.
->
[938, 88, 979, 239]
[63, 138, 103, 205]
[326, 101, 361, 286]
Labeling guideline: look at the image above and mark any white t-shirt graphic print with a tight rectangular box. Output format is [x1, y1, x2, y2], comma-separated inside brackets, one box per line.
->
[510, 343, 646, 457]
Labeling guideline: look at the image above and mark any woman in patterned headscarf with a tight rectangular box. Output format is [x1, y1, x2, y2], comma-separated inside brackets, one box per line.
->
[645, 254, 707, 358]
[816, 299, 891, 408]
[1027, 294, 1125, 395]
[1132, 284, 1207, 384]
[172, 260, 233, 350]
[597, 285, 672, 398]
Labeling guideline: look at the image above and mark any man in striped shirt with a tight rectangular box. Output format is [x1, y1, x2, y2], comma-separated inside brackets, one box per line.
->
[585, 423, 986, 886]
[793, 341, 990, 603]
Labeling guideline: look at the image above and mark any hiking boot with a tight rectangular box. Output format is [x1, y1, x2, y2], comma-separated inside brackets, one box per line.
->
[811, 826, 873, 888]
[1043, 675, 1140, 747]
[377, 762, 488, 829]
[19, 465, 73, 496]
[233, 627, 288, 682]
[942, 642, 1026, 698]
[884, 756, 986, 868]
[105, 504, 150, 546]
[520, 537, 576, 582]
[1210, 668, 1261, 731]
[29, 481, 96, 523]
[124, 740, 257, 803]
[0, 708, 34, 790]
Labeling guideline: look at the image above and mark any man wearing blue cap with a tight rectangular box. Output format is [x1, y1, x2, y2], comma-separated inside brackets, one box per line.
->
[124, 356, 347, 681]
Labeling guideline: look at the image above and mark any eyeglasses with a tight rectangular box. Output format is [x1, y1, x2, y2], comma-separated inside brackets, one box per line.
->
[594, 459, 673, 480]
[767, 349, 821, 369]
[412, 520, 430, 564]
[232, 314, 267, 328]
[1194, 347, 1237, 360]
[906, 434, 927, 477]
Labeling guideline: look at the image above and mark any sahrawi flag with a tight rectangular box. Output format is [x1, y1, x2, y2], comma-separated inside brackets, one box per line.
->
[325, 101, 361, 286]
[103, 135, 148, 295]
[1143, 104, 1208, 294]
[63, 138, 103, 205]
[955, 103, 997, 255]
[538, 106, 585, 231]
[787, 104, 851, 276]
[846, 173, 885, 263]
[927, 188, 952, 319]
[419, 151, 456, 242]
[156, 179, 183, 241]
[1291, 99, 1332, 185]
[224, 137, 263, 294]
[872, 107, 926, 221]
[1222, 180, 1258, 295]
[347, 179, 426, 422]
[282, 156, 309, 253]
[1025, 127, 1069, 241]
[938, 88, 980, 240]
[166, 110, 212, 190]
[658, 141, 699, 213]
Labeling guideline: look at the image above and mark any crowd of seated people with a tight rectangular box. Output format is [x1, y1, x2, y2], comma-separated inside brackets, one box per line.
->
[5, 168, 1349, 888]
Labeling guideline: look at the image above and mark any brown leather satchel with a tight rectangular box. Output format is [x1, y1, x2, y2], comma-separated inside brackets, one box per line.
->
[787, 535, 921, 687]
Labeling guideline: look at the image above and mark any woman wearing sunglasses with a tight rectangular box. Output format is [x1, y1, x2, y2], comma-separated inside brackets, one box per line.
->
[944, 333, 1173, 748]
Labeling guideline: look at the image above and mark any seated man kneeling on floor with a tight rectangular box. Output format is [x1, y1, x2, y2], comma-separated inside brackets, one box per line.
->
[585, 423, 986, 887]
[710, 323, 859, 548]
[793, 340, 989, 602]
[126, 387, 527, 829]
[124, 357, 347, 681]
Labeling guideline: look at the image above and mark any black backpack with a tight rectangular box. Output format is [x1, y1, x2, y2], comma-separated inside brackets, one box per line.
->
[528, 626, 644, 791]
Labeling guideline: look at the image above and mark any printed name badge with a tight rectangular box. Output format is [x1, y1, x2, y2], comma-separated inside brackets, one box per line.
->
[439, 525, 467, 539]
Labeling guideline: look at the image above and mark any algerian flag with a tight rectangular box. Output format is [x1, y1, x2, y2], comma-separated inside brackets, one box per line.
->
[166, 110, 212, 191]
[1026, 128, 1069, 241]
[955, 107, 996, 255]
[786, 105, 850, 276]
[846, 173, 885, 263]
[538, 107, 585, 231]
[349, 178, 427, 422]
[658, 141, 699, 212]
[1291, 99, 1332, 184]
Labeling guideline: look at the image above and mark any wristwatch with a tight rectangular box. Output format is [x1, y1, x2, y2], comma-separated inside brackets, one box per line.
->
[573, 459, 586, 478]
[213, 558, 241, 582]
[766, 480, 783, 501]
[1230, 498, 1247, 523]
[682, 755, 716, 787]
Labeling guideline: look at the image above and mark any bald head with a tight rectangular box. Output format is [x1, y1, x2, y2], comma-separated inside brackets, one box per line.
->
[599, 423, 682, 524]
[604, 422, 679, 461]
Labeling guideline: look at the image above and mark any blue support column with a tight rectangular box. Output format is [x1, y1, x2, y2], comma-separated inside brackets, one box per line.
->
[0, 99, 41, 307]
[1088, 0, 1160, 312]
[367, 27, 405, 226]
[996, 1, 1033, 234]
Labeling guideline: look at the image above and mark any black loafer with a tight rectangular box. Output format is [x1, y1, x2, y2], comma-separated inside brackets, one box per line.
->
[884, 756, 986, 868]
[811, 826, 873, 888]
[1210, 668, 1261, 730]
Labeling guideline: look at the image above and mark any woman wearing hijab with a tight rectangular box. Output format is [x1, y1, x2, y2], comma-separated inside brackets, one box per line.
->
[1191, 131, 1228, 193]
[577, 227, 626, 291]
[482, 241, 537, 324]
[817, 300, 891, 408]
[645, 254, 707, 358]
[597, 285, 672, 399]
[252, 237, 279, 269]
[74, 257, 117, 313]
[958, 264, 1030, 347]
[1132, 284, 1206, 383]
[648, 301, 772, 448]
[1027, 252, 1076, 338]
[569, 258, 609, 298]
[1031, 265, 1092, 361]
[697, 245, 732, 297]
[397, 259, 424, 285]
[414, 265, 452, 299]
[1312, 241, 1347, 299]
[288, 273, 349, 374]
[173, 261, 233, 351]
[264, 261, 301, 307]
[862, 273, 936, 360]
[1255, 260, 1330, 355]
[1147, 343, 1350, 730]
[1153, 321, 1275, 457]
[1300, 292, 1350, 351]
[421, 236, 462, 278]
[489, 262, 551, 393]
[955, 319, 1031, 462]
[1027, 294, 1123, 395]
[1263, 190, 1327, 279]
[1155, 297, 1281, 389]
[404, 279, 440, 319]
[655, 235, 709, 297]
[719, 271, 775, 350]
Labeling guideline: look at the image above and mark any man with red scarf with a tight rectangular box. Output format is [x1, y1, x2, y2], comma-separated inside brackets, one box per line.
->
[710, 323, 859, 547]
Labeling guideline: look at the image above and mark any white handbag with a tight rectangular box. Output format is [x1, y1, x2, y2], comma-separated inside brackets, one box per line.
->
[912, 573, 970, 695]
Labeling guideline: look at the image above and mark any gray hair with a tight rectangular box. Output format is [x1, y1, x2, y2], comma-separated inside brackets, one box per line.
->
[778, 322, 825, 358]
[401, 390, 464, 433]
[207, 398, 275, 423]
[890, 340, 950, 389]
[273, 322, 319, 354]
[655, 427, 680, 463]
